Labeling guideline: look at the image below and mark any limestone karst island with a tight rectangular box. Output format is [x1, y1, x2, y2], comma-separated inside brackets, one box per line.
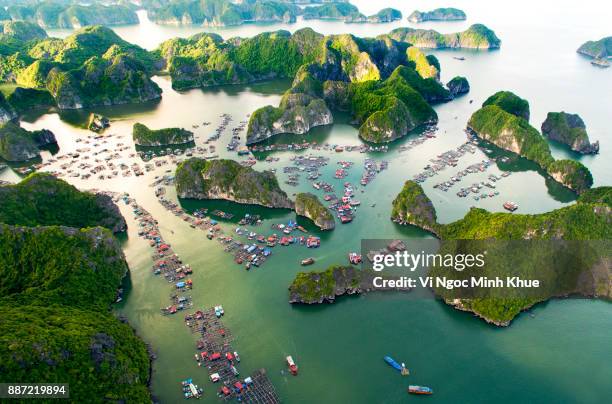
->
[0, 0, 610, 403]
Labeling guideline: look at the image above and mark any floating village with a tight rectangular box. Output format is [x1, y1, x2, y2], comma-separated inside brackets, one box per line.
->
[7, 98, 533, 401]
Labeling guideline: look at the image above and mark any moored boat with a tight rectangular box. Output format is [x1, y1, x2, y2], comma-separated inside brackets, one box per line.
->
[408, 385, 433, 395]
[286, 356, 298, 375]
[301, 257, 315, 266]
[384, 356, 402, 371]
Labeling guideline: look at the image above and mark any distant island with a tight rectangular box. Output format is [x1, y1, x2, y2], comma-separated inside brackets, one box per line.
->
[388, 24, 501, 49]
[132, 123, 194, 147]
[6, 1, 138, 29]
[541, 112, 599, 154]
[408, 8, 466, 23]
[303, 4, 402, 23]
[175, 158, 294, 209]
[0, 174, 151, 402]
[391, 181, 612, 326]
[468, 91, 593, 193]
[146, 0, 400, 26]
[577, 36, 611, 60]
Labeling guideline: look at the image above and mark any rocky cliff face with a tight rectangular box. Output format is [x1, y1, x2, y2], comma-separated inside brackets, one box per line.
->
[541, 112, 599, 154]
[0, 93, 17, 124]
[93, 193, 128, 233]
[295, 193, 335, 230]
[391, 180, 439, 235]
[247, 93, 332, 144]
[175, 158, 294, 209]
[447, 76, 470, 97]
[0, 122, 47, 161]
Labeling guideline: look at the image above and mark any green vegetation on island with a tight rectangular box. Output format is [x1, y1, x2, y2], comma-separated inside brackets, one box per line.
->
[147, 0, 300, 26]
[175, 157, 294, 209]
[541, 112, 599, 154]
[447, 76, 470, 97]
[289, 265, 362, 304]
[0, 175, 151, 402]
[408, 8, 466, 23]
[391, 180, 612, 325]
[577, 36, 611, 59]
[1, 25, 161, 110]
[0, 173, 127, 232]
[132, 122, 194, 147]
[295, 192, 335, 230]
[1, 20, 47, 42]
[303, 4, 401, 23]
[468, 92, 593, 193]
[243, 29, 459, 144]
[482, 90, 530, 121]
[387, 24, 501, 50]
[6, 1, 138, 29]
[0, 121, 56, 161]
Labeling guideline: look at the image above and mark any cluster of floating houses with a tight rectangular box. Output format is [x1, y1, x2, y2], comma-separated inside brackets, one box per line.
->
[184, 307, 280, 402]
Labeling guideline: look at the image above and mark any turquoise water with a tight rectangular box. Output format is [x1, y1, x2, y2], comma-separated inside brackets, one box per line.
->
[3, 0, 611, 402]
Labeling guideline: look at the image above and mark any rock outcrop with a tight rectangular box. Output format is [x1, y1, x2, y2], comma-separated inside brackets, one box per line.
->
[447, 76, 470, 97]
[295, 193, 335, 230]
[132, 123, 194, 147]
[0, 122, 56, 161]
[175, 158, 294, 209]
[577, 36, 612, 59]
[0, 173, 127, 233]
[88, 114, 110, 133]
[541, 112, 599, 154]
[391, 180, 439, 235]
[246, 93, 332, 144]
[467, 92, 593, 193]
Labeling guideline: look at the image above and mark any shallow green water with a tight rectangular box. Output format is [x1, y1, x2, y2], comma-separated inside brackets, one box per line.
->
[4, 0, 612, 402]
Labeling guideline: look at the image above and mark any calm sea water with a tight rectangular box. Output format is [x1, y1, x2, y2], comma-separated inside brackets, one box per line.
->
[5, 0, 611, 402]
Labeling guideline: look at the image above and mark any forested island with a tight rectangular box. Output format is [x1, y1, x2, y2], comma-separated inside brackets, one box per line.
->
[577, 36, 611, 59]
[175, 158, 294, 209]
[391, 181, 612, 325]
[0, 173, 151, 402]
[0, 121, 56, 161]
[468, 91, 593, 193]
[5, 1, 138, 29]
[132, 123, 194, 147]
[295, 192, 335, 230]
[234, 28, 476, 144]
[541, 112, 599, 154]
[407, 8, 466, 23]
[0, 24, 160, 110]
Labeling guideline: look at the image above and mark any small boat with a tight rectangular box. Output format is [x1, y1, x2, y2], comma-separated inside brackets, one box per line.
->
[301, 257, 315, 266]
[384, 356, 402, 372]
[408, 385, 433, 395]
[233, 351, 240, 362]
[286, 356, 298, 375]
[503, 201, 518, 212]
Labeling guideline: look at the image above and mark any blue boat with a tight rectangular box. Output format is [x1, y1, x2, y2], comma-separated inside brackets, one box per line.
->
[384, 356, 402, 371]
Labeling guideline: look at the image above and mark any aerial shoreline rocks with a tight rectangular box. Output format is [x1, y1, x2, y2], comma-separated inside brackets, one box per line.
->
[295, 193, 335, 230]
[541, 112, 599, 154]
[467, 91, 593, 193]
[132, 123, 194, 147]
[390, 181, 612, 326]
[175, 158, 294, 209]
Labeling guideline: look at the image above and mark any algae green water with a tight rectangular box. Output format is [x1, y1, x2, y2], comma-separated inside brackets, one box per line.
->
[3, 0, 611, 402]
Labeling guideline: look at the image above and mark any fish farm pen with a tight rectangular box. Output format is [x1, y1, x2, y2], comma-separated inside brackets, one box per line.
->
[187, 307, 280, 403]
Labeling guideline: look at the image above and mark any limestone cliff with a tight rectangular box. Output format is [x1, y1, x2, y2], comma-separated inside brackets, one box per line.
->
[295, 193, 335, 230]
